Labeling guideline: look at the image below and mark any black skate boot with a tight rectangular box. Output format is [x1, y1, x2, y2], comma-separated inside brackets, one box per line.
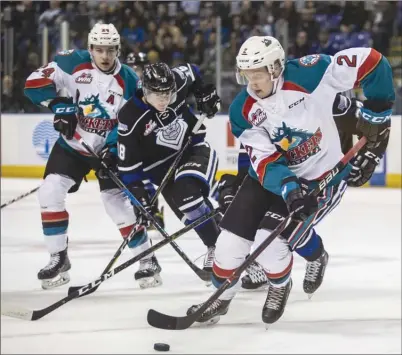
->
[241, 261, 268, 290]
[134, 255, 162, 289]
[262, 279, 292, 327]
[303, 250, 329, 298]
[187, 299, 232, 325]
[37, 248, 71, 290]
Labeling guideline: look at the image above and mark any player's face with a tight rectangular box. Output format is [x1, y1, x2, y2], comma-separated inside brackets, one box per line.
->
[91, 45, 118, 72]
[145, 91, 173, 112]
[241, 68, 273, 99]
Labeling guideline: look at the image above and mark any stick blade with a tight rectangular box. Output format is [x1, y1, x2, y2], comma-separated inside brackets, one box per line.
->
[1, 303, 34, 321]
[147, 309, 196, 330]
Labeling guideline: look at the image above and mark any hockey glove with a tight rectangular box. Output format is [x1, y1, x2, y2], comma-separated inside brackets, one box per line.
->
[216, 173, 244, 213]
[281, 178, 318, 223]
[194, 84, 221, 118]
[48, 97, 78, 140]
[357, 99, 392, 143]
[95, 145, 118, 180]
[128, 182, 152, 228]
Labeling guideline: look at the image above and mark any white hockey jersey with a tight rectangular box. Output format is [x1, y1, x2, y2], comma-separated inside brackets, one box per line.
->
[229, 47, 395, 195]
[25, 49, 139, 154]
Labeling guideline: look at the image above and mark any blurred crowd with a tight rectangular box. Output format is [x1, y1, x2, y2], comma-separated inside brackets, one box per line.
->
[1, 0, 402, 113]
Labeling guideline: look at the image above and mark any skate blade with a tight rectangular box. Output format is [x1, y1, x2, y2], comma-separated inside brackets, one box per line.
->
[197, 315, 221, 326]
[41, 271, 70, 290]
[264, 323, 271, 331]
[307, 293, 314, 300]
[138, 274, 163, 289]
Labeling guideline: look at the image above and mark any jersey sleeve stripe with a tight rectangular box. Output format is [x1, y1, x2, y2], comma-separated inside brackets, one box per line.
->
[24, 78, 54, 89]
[72, 62, 93, 74]
[241, 96, 257, 120]
[114, 74, 125, 91]
[282, 81, 310, 93]
[256, 151, 282, 184]
[355, 48, 382, 85]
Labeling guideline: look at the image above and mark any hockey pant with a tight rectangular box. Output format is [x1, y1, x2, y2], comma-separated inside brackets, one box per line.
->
[155, 142, 220, 247]
[38, 140, 151, 258]
[212, 175, 347, 300]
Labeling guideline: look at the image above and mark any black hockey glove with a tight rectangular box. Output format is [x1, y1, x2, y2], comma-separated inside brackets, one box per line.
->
[357, 99, 392, 144]
[194, 84, 221, 118]
[347, 100, 392, 187]
[95, 145, 118, 180]
[48, 97, 78, 140]
[281, 178, 318, 223]
[128, 182, 152, 228]
[216, 174, 238, 213]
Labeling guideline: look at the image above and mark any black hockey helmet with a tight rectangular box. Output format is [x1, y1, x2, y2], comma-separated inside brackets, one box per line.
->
[126, 52, 148, 67]
[142, 63, 177, 111]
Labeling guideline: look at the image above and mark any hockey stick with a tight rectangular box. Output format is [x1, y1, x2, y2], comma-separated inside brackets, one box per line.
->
[67, 115, 209, 296]
[0, 208, 220, 321]
[1, 186, 40, 209]
[74, 131, 211, 282]
[147, 136, 368, 330]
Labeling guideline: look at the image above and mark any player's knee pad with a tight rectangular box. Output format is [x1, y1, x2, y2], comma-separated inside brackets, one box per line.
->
[38, 174, 75, 211]
[172, 177, 205, 216]
[214, 229, 252, 273]
[100, 188, 136, 235]
[254, 229, 293, 286]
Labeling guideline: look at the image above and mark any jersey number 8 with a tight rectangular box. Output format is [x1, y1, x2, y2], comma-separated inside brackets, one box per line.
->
[117, 142, 126, 160]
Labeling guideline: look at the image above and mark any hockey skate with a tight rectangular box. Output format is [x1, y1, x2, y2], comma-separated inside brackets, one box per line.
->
[241, 261, 269, 290]
[187, 299, 231, 325]
[303, 250, 329, 298]
[147, 206, 165, 240]
[134, 255, 162, 289]
[37, 248, 71, 290]
[262, 279, 292, 327]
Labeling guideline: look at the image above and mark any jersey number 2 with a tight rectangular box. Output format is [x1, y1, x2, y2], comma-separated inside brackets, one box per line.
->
[336, 55, 357, 67]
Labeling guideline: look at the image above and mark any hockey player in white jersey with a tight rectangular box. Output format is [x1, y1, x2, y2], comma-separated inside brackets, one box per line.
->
[24, 23, 162, 290]
[187, 36, 394, 326]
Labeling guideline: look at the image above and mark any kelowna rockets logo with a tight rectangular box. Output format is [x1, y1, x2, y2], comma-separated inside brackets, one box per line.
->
[271, 122, 323, 165]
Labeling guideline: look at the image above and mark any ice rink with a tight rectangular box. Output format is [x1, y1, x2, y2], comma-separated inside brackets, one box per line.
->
[1, 177, 401, 354]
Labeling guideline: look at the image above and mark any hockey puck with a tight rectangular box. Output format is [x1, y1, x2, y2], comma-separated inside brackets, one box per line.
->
[154, 343, 170, 352]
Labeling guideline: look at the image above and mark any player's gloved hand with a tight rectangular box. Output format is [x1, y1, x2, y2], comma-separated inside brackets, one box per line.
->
[48, 97, 78, 140]
[128, 182, 152, 228]
[194, 84, 221, 118]
[347, 149, 380, 187]
[281, 178, 318, 223]
[216, 174, 238, 213]
[95, 145, 118, 180]
[357, 99, 392, 143]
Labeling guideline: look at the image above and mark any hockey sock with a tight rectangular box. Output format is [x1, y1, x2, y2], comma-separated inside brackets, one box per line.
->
[41, 210, 69, 254]
[295, 229, 324, 261]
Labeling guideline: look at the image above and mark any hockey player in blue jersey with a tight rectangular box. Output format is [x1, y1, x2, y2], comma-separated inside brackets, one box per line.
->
[24, 23, 162, 290]
[187, 35, 393, 326]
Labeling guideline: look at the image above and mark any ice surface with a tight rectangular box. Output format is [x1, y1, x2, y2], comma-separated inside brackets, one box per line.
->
[1, 178, 401, 354]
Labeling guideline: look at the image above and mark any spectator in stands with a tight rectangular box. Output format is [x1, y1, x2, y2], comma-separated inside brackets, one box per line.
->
[341, 1, 369, 32]
[147, 50, 160, 64]
[185, 30, 205, 65]
[288, 30, 310, 59]
[371, 1, 396, 55]
[122, 17, 145, 46]
[1, 75, 22, 113]
[310, 28, 340, 56]
[298, 8, 321, 42]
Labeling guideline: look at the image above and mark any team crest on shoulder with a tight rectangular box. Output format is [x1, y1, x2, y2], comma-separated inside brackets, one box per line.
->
[57, 49, 74, 56]
[299, 54, 320, 67]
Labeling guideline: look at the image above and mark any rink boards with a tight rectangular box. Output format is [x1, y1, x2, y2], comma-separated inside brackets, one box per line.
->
[1, 114, 401, 187]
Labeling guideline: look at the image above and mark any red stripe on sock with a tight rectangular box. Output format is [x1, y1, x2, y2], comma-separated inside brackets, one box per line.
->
[119, 224, 136, 238]
[41, 210, 69, 222]
[213, 262, 236, 279]
[266, 255, 293, 279]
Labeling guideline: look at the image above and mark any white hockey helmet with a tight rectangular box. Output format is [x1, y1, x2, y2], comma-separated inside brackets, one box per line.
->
[236, 36, 285, 85]
[88, 23, 120, 54]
